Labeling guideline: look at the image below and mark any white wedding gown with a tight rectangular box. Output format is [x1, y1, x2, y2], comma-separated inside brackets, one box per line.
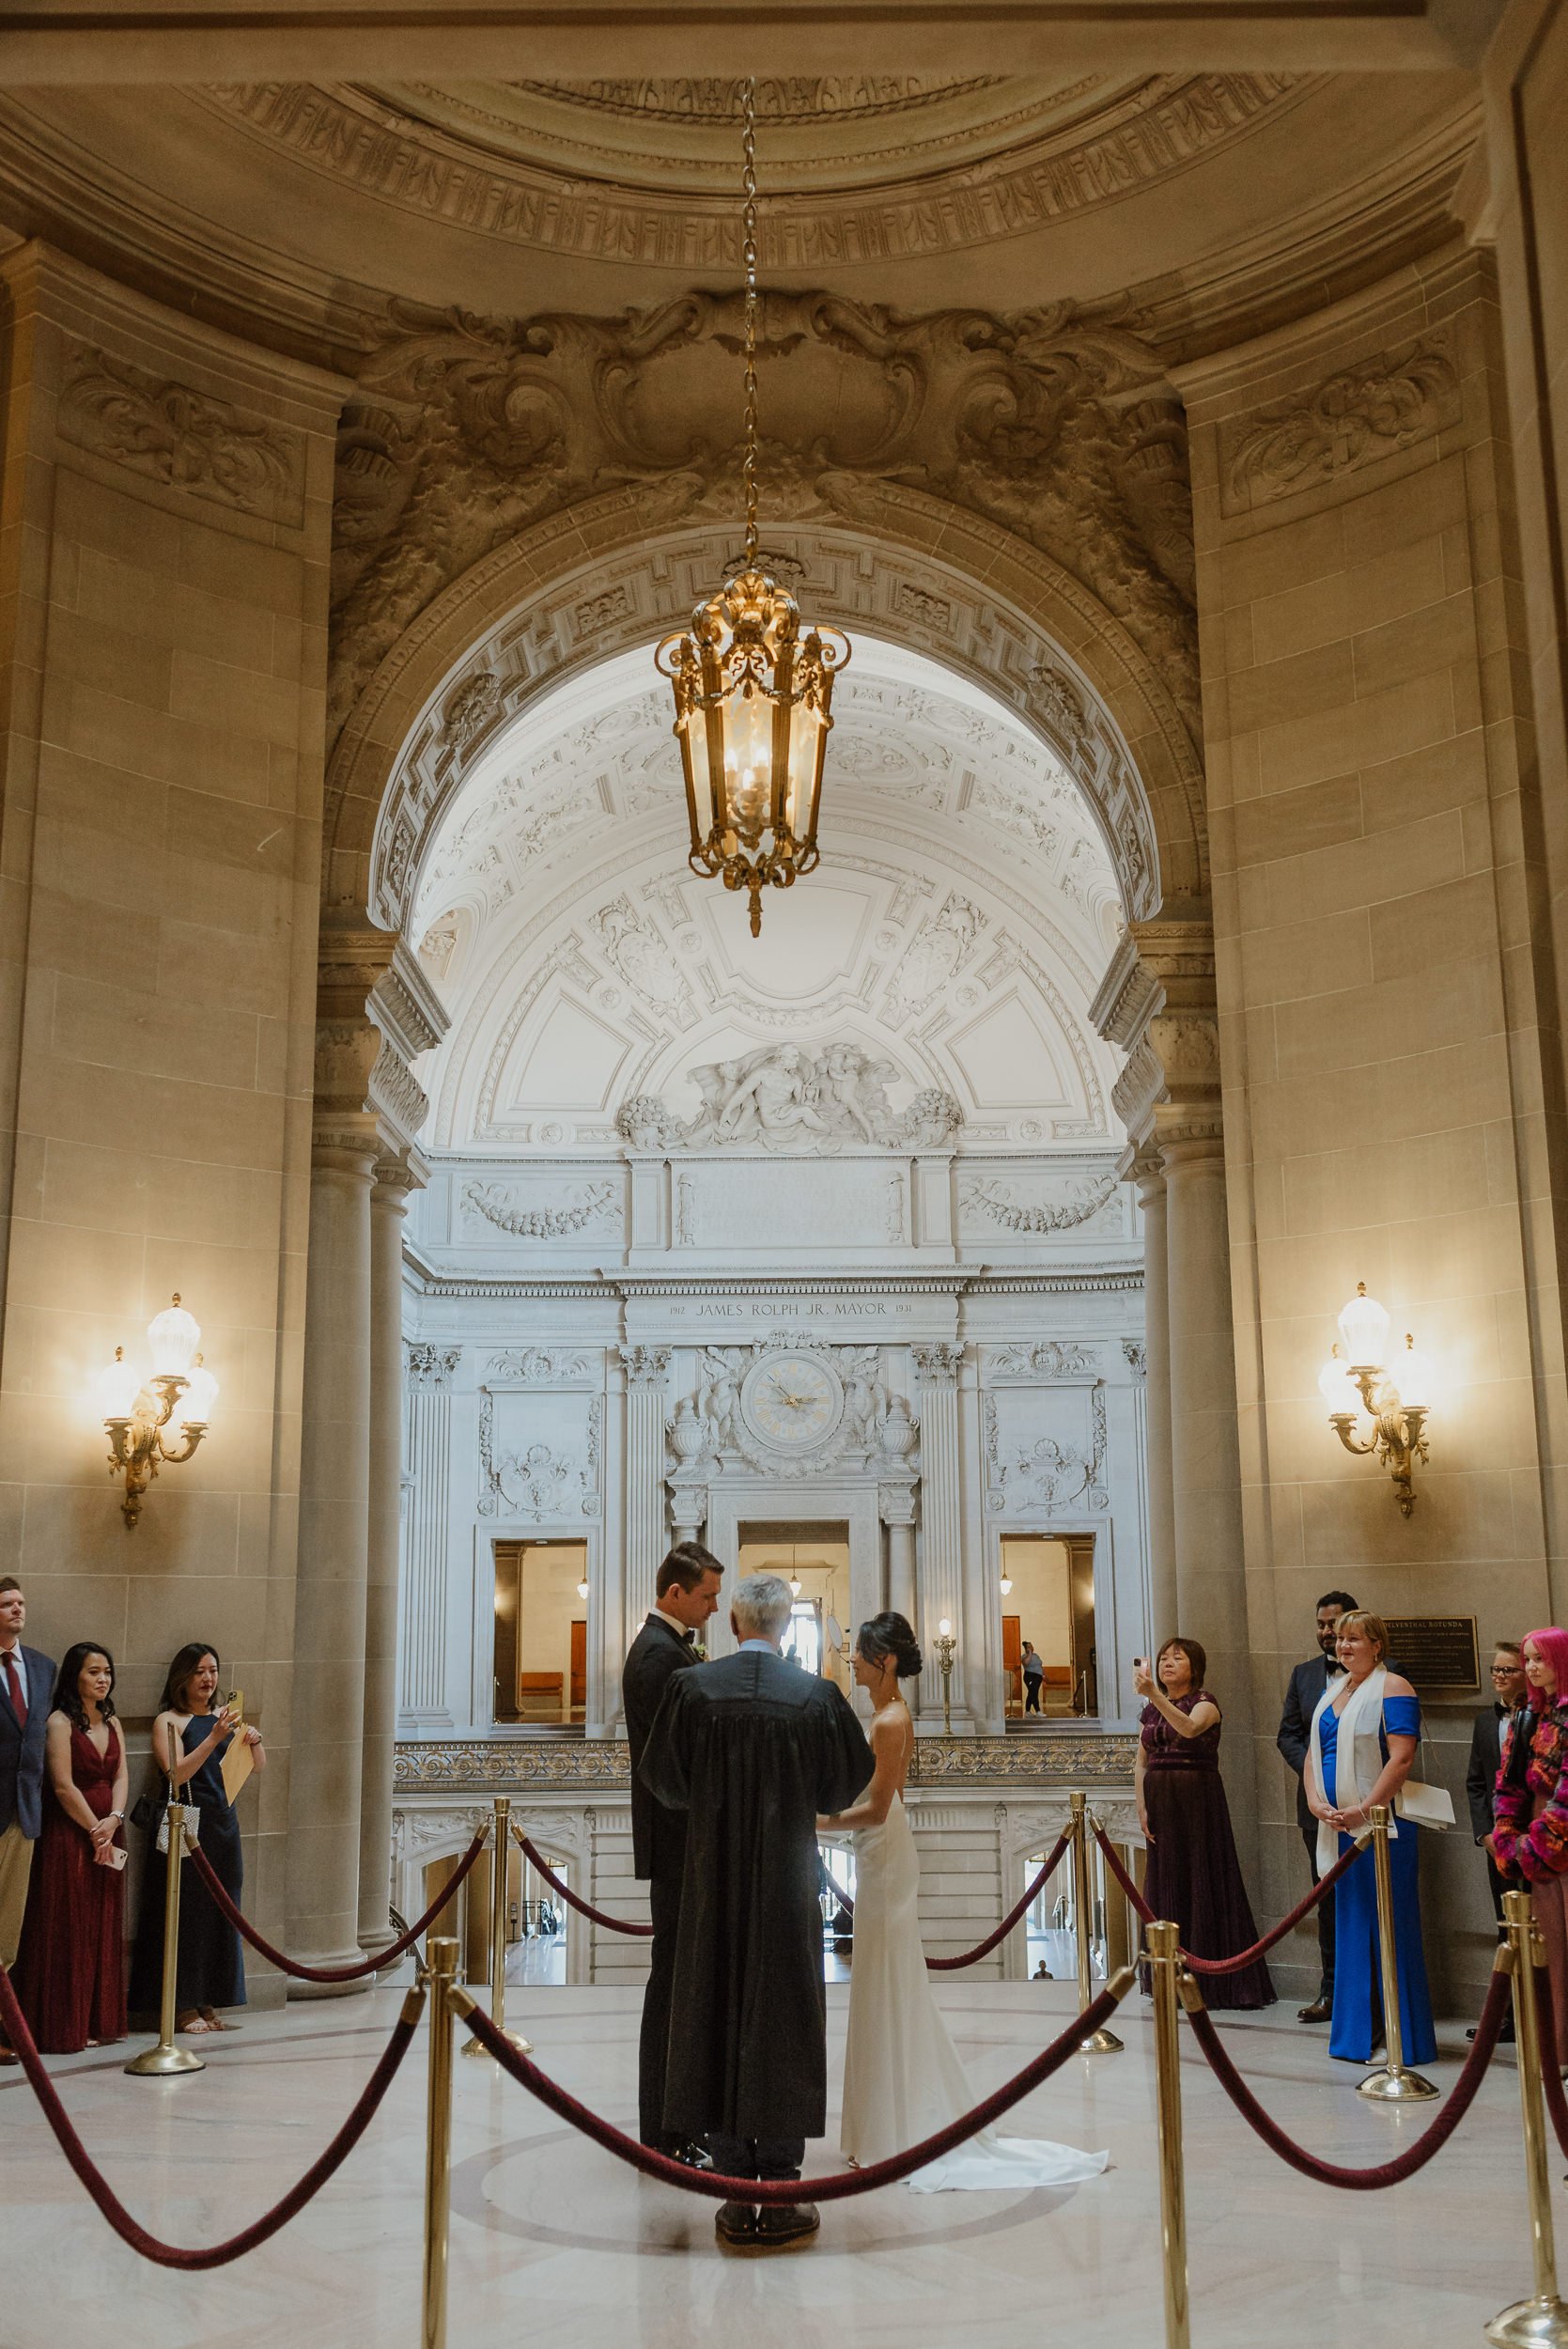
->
[840, 1793, 1110, 2192]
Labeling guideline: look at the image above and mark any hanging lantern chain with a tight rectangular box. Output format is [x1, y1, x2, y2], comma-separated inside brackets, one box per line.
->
[740, 74, 760, 563]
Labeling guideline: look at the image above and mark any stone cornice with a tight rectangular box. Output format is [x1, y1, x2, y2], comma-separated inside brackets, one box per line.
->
[399, 1242, 1144, 1300]
[393, 1729, 1139, 1791]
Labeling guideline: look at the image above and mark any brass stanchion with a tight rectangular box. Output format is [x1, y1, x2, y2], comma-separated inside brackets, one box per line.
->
[1071, 1792, 1122, 2054]
[462, 1798, 532, 2060]
[1356, 1802, 1437, 2102]
[1147, 1920, 1195, 2349]
[422, 1935, 459, 2349]
[125, 1796, 203, 2077]
[1486, 1890, 1568, 2346]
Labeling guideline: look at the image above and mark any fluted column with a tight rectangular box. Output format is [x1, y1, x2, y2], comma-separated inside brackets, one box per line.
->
[622, 1346, 671, 1637]
[880, 1486, 917, 1621]
[912, 1343, 970, 1729]
[399, 1346, 458, 1730]
[357, 1156, 415, 1954]
[1130, 1143, 1176, 1643]
[288, 1134, 377, 1983]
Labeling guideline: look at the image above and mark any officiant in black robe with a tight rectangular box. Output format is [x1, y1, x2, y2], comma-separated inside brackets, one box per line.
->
[639, 1572, 873, 2241]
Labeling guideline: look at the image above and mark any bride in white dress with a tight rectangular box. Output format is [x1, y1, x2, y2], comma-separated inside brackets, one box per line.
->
[820, 1611, 1110, 2193]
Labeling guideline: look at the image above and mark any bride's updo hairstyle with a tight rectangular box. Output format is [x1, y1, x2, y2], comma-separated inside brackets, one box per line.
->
[856, 1611, 923, 1680]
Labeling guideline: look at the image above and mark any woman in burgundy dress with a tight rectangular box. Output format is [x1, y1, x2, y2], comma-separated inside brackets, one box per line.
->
[13, 1642, 130, 2052]
[1135, 1637, 1274, 2011]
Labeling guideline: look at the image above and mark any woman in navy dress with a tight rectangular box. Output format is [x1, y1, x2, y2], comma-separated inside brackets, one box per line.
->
[129, 1641, 264, 2034]
[1305, 1609, 1436, 2066]
[1134, 1638, 1275, 2010]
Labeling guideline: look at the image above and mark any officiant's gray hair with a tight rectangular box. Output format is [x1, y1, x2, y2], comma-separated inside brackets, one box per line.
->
[732, 1573, 794, 1641]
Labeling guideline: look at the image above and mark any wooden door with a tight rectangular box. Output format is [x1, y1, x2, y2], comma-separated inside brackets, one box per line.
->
[1002, 1611, 1022, 1715]
[569, 1618, 587, 1721]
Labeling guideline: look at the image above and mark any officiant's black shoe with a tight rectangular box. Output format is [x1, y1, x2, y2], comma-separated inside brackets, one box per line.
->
[670, 2139, 714, 2170]
[1296, 1998, 1333, 2023]
[754, 2201, 819, 2248]
[714, 2201, 758, 2246]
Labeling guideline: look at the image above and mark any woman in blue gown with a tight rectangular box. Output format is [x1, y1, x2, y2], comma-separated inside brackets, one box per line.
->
[1304, 1609, 1436, 2066]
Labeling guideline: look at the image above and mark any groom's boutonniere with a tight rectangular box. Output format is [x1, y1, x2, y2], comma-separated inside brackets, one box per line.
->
[690, 1640, 707, 1662]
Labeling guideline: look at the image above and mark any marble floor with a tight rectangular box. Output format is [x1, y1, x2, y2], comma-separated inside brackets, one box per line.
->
[0, 1976, 1548, 2348]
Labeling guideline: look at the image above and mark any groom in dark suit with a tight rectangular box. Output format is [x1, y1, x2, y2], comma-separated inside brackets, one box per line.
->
[1276, 1587, 1357, 2023]
[622, 1540, 724, 2156]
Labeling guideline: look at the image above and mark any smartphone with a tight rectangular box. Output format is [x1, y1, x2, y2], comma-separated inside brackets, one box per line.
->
[225, 1688, 243, 1719]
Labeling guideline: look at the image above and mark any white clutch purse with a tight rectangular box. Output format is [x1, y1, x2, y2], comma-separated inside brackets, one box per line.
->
[1396, 1779, 1455, 1830]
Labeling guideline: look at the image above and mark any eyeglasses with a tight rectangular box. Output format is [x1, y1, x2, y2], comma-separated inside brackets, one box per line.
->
[1492, 1663, 1523, 1677]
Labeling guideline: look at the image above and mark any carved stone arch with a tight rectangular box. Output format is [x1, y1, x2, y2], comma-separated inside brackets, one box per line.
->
[324, 488, 1204, 936]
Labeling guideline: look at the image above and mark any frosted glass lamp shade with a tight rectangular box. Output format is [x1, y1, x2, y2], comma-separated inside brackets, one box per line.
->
[147, 1295, 201, 1377]
[96, 1348, 140, 1421]
[180, 1359, 219, 1425]
[1396, 1338, 1433, 1411]
[576, 1578, 589, 1601]
[1337, 1284, 1389, 1373]
[938, 1618, 953, 1639]
[999, 1575, 1014, 1596]
[1317, 1351, 1360, 1415]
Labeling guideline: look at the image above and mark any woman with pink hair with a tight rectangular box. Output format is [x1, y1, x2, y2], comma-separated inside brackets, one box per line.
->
[1493, 1625, 1568, 2061]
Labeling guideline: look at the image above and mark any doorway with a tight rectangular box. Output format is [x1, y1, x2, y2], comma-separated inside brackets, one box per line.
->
[492, 1539, 588, 1727]
[736, 1522, 852, 1696]
[1001, 1533, 1096, 1719]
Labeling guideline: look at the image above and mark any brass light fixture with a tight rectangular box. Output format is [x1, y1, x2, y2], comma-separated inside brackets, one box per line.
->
[656, 77, 850, 938]
[1318, 1283, 1433, 1517]
[934, 1616, 957, 1735]
[96, 1294, 218, 1527]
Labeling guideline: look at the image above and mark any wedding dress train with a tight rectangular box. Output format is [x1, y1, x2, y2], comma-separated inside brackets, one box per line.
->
[840, 1795, 1110, 2192]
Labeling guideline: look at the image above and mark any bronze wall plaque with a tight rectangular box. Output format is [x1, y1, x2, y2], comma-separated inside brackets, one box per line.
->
[1383, 1615, 1480, 1694]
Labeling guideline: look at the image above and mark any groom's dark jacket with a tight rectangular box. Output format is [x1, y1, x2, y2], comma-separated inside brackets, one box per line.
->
[640, 1647, 873, 2142]
[623, 1611, 697, 1883]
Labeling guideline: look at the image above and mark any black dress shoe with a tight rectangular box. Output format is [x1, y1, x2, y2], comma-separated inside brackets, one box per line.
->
[1297, 1998, 1332, 2023]
[669, 2140, 714, 2170]
[1468, 2019, 1516, 2045]
[715, 2201, 757, 2246]
[754, 2201, 820, 2247]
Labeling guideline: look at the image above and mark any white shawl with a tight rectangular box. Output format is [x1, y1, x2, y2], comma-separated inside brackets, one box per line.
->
[1308, 1666, 1397, 1875]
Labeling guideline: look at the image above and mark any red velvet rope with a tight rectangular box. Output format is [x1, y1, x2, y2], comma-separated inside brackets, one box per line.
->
[926, 1827, 1073, 1970]
[1093, 1821, 1366, 1975]
[187, 1830, 487, 1983]
[1186, 1966, 1512, 2188]
[463, 1968, 1133, 2201]
[514, 1830, 655, 1937]
[1529, 1961, 1568, 2163]
[0, 1964, 418, 2267]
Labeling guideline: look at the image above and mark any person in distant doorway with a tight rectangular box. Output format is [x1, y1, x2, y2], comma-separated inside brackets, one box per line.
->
[640, 1573, 873, 2250]
[1493, 1627, 1568, 2064]
[621, 1540, 723, 2160]
[1276, 1589, 1358, 2022]
[1135, 1638, 1274, 2010]
[1021, 1642, 1046, 1715]
[13, 1643, 129, 2054]
[0, 1577, 55, 2061]
[1466, 1639, 1526, 2045]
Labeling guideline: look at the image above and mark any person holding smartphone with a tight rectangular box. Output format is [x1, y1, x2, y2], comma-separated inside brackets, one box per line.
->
[12, 1643, 130, 2052]
[128, 1641, 263, 2036]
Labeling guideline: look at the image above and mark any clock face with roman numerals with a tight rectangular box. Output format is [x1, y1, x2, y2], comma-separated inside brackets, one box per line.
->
[740, 1353, 843, 1451]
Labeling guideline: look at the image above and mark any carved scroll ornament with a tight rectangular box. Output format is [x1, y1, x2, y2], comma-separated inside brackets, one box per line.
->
[1222, 335, 1459, 513]
[58, 339, 305, 525]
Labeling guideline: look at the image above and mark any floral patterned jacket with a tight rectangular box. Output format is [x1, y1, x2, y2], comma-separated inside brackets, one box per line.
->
[1493, 1703, 1568, 1881]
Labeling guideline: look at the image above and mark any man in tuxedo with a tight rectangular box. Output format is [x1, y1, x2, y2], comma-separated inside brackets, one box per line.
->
[640, 1573, 874, 2250]
[1467, 1639, 1526, 2043]
[0, 1578, 54, 2024]
[1276, 1588, 1358, 2023]
[622, 1539, 724, 2157]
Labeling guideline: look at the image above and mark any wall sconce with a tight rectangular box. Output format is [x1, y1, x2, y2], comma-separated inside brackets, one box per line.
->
[1319, 1283, 1431, 1518]
[934, 1616, 957, 1735]
[96, 1296, 218, 1528]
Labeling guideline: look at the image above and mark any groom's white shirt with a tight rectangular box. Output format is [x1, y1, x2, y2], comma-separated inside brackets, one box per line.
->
[738, 1638, 776, 1653]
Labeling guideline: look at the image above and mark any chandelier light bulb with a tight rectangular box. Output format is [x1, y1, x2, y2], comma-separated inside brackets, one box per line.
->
[939, 1618, 953, 1640]
[1396, 1334, 1433, 1413]
[1336, 1282, 1390, 1374]
[96, 1346, 141, 1422]
[1317, 1346, 1360, 1415]
[180, 1355, 220, 1427]
[999, 1575, 1014, 1596]
[147, 1293, 201, 1377]
[576, 1578, 589, 1601]
[789, 1575, 802, 1597]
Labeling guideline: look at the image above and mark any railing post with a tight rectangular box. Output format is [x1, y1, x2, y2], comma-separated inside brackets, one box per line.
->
[1487, 1890, 1568, 2345]
[462, 1798, 532, 2060]
[1356, 1802, 1436, 2103]
[1071, 1791, 1122, 2054]
[1147, 1919, 1194, 2349]
[125, 1796, 203, 2077]
[422, 1935, 458, 2349]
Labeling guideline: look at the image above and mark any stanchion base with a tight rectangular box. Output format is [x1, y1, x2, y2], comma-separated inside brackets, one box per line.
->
[1078, 2026, 1125, 2055]
[1484, 2294, 1568, 2345]
[461, 2027, 534, 2060]
[1356, 2065, 1439, 2102]
[124, 2042, 205, 2077]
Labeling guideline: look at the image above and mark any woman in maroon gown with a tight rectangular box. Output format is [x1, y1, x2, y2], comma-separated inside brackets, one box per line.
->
[13, 1643, 130, 2052]
[1135, 1637, 1274, 2012]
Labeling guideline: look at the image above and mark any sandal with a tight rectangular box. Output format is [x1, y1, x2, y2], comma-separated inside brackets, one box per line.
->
[178, 2011, 216, 2035]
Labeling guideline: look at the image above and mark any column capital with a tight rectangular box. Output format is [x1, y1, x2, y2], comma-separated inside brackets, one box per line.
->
[877, 1481, 918, 1528]
[911, 1340, 964, 1386]
[620, 1343, 672, 1388]
[315, 915, 451, 1160]
[406, 1343, 461, 1390]
[372, 1146, 429, 1205]
[1092, 906, 1221, 1152]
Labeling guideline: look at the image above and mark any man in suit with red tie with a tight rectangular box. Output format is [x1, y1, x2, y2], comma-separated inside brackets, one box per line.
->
[0, 1578, 54, 2003]
[622, 1541, 724, 2157]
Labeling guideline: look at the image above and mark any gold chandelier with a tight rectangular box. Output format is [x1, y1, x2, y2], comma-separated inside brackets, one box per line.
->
[656, 78, 850, 938]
